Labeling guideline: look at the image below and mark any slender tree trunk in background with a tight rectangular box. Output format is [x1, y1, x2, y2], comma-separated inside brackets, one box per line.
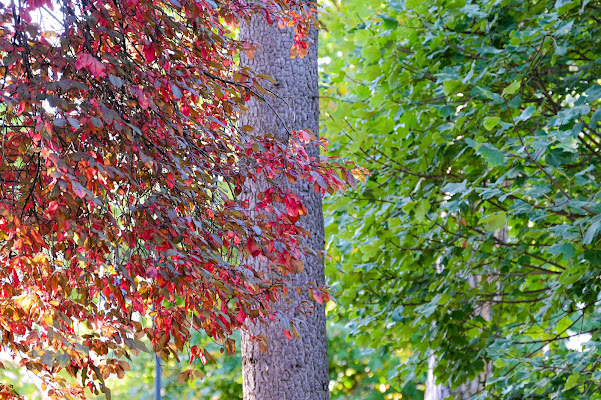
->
[425, 227, 505, 400]
[239, 12, 330, 400]
[154, 353, 161, 400]
[424, 297, 492, 400]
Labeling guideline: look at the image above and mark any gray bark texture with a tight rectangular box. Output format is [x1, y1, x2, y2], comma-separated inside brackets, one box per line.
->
[424, 227, 505, 400]
[239, 14, 330, 400]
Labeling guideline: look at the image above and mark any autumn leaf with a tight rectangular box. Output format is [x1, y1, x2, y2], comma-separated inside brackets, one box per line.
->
[143, 44, 157, 63]
[247, 237, 261, 257]
[71, 181, 87, 199]
[236, 309, 247, 324]
[75, 53, 107, 77]
[177, 370, 191, 384]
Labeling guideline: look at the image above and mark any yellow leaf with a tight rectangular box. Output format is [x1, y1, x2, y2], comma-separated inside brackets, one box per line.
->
[351, 168, 367, 183]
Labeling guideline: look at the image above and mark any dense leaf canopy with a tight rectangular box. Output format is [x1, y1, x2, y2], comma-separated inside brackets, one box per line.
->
[322, 0, 601, 397]
[0, 0, 360, 398]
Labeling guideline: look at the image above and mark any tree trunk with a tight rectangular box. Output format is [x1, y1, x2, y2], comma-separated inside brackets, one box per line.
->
[425, 227, 505, 400]
[239, 13, 330, 400]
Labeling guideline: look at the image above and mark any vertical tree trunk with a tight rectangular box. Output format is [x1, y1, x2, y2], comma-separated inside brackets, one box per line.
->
[425, 298, 492, 400]
[425, 227, 505, 400]
[239, 12, 330, 400]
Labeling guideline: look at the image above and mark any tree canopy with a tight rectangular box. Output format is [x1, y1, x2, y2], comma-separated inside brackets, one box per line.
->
[0, 0, 359, 398]
[322, 0, 601, 397]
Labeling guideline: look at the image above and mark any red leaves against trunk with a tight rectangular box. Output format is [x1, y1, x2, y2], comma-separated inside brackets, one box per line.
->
[0, 0, 365, 398]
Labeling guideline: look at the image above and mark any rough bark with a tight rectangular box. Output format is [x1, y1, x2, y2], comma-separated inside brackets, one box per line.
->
[239, 14, 330, 400]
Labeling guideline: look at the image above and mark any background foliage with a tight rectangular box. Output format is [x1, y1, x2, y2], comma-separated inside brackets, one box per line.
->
[321, 0, 601, 398]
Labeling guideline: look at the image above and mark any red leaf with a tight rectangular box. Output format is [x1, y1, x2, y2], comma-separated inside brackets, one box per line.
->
[181, 104, 191, 116]
[47, 201, 59, 215]
[71, 181, 87, 199]
[247, 237, 261, 257]
[74, 53, 93, 70]
[344, 169, 357, 189]
[147, 266, 159, 279]
[166, 172, 174, 189]
[284, 193, 306, 218]
[284, 196, 298, 217]
[297, 129, 311, 143]
[236, 309, 247, 324]
[88, 57, 107, 77]
[132, 86, 150, 110]
[199, 349, 207, 365]
[143, 44, 157, 63]
[313, 290, 324, 305]
[75, 53, 107, 77]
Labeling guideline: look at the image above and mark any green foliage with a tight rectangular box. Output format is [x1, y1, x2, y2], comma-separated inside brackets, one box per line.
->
[321, 0, 601, 397]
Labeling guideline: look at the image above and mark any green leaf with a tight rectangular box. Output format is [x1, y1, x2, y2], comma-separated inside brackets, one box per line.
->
[590, 108, 601, 127]
[438, 105, 456, 118]
[558, 104, 591, 124]
[414, 199, 430, 222]
[361, 45, 381, 63]
[555, 0, 578, 13]
[379, 14, 399, 29]
[583, 220, 601, 245]
[585, 84, 601, 102]
[549, 242, 576, 261]
[443, 80, 462, 96]
[556, 316, 572, 334]
[479, 212, 506, 232]
[502, 81, 521, 96]
[477, 143, 504, 166]
[516, 105, 535, 122]
[559, 269, 580, 286]
[442, 180, 467, 194]
[391, 305, 405, 322]
[483, 117, 500, 131]
[415, 294, 441, 318]
[564, 373, 580, 391]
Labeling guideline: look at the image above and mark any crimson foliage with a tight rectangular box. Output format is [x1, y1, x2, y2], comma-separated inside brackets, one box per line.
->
[0, 0, 359, 397]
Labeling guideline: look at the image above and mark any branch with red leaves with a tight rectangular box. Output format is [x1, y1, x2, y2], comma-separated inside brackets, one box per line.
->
[0, 0, 365, 398]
